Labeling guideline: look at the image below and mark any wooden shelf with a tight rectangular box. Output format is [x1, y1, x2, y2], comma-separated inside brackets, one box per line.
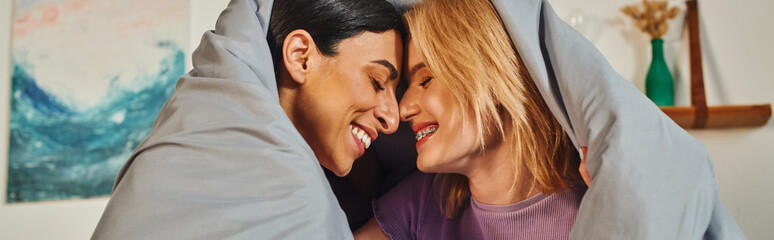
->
[659, 0, 772, 129]
[660, 104, 772, 129]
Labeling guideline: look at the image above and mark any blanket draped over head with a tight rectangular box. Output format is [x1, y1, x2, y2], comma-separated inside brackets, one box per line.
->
[487, 0, 745, 239]
[93, 0, 351, 239]
[92, 0, 746, 239]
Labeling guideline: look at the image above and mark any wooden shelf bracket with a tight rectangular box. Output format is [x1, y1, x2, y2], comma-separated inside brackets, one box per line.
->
[659, 0, 772, 129]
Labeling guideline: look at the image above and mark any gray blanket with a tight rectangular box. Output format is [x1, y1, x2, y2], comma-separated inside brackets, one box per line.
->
[490, 0, 745, 239]
[93, 0, 351, 239]
[93, 0, 746, 239]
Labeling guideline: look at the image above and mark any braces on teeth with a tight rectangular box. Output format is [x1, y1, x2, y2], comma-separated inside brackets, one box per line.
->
[415, 128, 437, 141]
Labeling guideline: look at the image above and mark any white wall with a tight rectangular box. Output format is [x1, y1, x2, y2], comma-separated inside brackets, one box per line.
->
[0, 0, 771, 239]
[0, 1, 229, 239]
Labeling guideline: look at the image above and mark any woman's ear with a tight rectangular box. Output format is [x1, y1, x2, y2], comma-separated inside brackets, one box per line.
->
[282, 29, 317, 85]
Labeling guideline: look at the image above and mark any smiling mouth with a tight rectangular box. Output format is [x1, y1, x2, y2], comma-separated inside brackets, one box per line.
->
[415, 125, 438, 141]
[349, 124, 372, 149]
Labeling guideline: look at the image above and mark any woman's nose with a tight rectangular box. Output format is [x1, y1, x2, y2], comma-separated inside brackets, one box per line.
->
[399, 88, 420, 122]
[374, 92, 399, 134]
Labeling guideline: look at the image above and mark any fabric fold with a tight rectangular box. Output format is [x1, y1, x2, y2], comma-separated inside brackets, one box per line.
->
[93, 0, 352, 239]
[490, 0, 746, 238]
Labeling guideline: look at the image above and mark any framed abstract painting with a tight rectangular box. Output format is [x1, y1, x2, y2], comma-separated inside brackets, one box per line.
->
[7, 0, 188, 203]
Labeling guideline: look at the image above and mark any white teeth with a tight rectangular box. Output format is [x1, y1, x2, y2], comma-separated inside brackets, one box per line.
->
[349, 124, 373, 150]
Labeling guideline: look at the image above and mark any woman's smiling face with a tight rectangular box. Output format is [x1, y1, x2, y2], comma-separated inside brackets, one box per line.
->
[293, 30, 403, 176]
[399, 40, 482, 174]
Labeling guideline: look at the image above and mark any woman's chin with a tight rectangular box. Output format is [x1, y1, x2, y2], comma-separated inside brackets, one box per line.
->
[320, 156, 354, 177]
[329, 163, 353, 177]
[416, 157, 443, 173]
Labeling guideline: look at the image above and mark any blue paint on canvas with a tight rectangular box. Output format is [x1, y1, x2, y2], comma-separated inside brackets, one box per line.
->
[8, 0, 188, 203]
[6, 44, 184, 203]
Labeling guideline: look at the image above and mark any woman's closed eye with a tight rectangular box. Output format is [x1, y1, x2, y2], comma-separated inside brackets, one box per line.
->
[419, 77, 432, 88]
[371, 77, 385, 91]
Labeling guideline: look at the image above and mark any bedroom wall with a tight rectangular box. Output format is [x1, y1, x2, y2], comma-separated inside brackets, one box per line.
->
[0, 0, 771, 239]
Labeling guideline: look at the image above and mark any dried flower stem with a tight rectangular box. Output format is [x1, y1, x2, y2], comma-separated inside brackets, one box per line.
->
[621, 0, 680, 39]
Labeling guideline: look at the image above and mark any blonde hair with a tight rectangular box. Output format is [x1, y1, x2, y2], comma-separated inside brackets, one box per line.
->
[404, 0, 583, 218]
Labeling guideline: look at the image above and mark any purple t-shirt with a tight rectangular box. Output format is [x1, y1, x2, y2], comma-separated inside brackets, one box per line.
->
[373, 171, 586, 240]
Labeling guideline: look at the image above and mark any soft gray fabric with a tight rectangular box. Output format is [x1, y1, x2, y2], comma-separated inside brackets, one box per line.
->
[488, 0, 747, 239]
[92, 0, 352, 239]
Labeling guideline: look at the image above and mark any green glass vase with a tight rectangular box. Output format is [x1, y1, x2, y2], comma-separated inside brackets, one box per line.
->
[645, 38, 674, 106]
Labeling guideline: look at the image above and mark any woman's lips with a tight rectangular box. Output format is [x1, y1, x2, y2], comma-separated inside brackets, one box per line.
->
[349, 124, 372, 157]
[412, 121, 436, 134]
[415, 126, 437, 141]
[413, 123, 438, 149]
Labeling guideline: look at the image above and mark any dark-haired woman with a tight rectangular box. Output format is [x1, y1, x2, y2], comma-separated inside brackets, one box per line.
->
[93, 0, 406, 239]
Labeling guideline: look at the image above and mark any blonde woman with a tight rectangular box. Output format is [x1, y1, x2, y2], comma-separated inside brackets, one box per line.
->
[353, 0, 747, 238]
[355, 0, 590, 239]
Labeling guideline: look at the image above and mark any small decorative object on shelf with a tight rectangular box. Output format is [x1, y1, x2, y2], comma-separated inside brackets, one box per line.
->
[621, 0, 680, 106]
[646, 38, 674, 106]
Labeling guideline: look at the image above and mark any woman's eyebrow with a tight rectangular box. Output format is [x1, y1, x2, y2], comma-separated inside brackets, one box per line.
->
[371, 60, 399, 80]
[407, 62, 426, 80]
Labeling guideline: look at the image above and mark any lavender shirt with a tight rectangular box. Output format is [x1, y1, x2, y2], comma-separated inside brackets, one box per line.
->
[373, 171, 586, 240]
